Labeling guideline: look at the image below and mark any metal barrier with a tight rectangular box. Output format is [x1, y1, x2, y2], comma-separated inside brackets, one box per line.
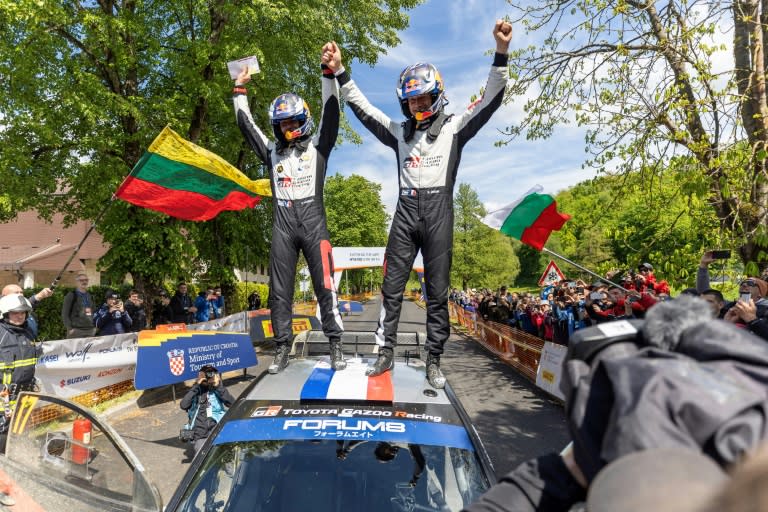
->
[449, 302, 544, 382]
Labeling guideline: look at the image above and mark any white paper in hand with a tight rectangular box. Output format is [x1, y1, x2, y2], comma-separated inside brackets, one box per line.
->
[227, 56, 260, 80]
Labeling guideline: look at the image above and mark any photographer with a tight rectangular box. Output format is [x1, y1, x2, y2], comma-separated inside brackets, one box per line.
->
[93, 290, 132, 335]
[180, 365, 235, 454]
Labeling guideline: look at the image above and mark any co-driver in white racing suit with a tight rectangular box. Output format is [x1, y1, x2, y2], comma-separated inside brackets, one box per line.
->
[321, 21, 512, 388]
[233, 61, 345, 374]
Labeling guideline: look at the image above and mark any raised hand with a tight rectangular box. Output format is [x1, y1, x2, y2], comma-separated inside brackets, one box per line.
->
[322, 41, 343, 72]
[494, 19, 513, 53]
[235, 67, 251, 86]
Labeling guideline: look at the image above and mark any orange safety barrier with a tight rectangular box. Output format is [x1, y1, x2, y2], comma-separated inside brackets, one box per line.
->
[449, 302, 545, 382]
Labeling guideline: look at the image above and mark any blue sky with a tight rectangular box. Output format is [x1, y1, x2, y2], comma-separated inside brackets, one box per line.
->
[328, 0, 597, 217]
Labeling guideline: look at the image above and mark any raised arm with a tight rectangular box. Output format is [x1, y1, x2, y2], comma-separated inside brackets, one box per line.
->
[315, 42, 341, 158]
[453, 20, 513, 146]
[232, 67, 271, 164]
[323, 40, 400, 150]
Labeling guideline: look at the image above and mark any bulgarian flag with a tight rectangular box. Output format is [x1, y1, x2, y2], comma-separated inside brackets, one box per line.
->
[482, 185, 570, 251]
[116, 126, 270, 221]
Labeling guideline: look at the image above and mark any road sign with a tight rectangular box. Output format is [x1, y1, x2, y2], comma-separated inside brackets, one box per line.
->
[538, 260, 565, 286]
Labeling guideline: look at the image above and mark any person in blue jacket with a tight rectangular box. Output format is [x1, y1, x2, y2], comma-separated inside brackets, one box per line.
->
[93, 290, 132, 335]
[194, 289, 215, 323]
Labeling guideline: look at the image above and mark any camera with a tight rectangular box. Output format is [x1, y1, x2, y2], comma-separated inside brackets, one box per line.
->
[204, 370, 215, 380]
[711, 250, 731, 260]
[179, 427, 194, 443]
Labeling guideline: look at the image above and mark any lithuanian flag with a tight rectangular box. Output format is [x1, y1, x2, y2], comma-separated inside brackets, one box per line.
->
[116, 126, 270, 221]
[482, 185, 570, 251]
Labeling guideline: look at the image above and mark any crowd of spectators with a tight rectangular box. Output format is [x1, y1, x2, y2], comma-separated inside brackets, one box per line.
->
[451, 255, 768, 346]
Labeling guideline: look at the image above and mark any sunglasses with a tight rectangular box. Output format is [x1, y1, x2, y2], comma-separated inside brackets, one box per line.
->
[742, 280, 757, 287]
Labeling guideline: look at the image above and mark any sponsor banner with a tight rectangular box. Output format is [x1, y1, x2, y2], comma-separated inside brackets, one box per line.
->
[332, 247, 424, 272]
[213, 417, 473, 450]
[134, 331, 257, 390]
[186, 311, 248, 333]
[35, 333, 139, 397]
[248, 314, 321, 342]
[535, 341, 567, 400]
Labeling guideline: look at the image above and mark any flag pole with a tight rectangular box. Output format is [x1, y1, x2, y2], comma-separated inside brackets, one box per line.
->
[49, 154, 146, 290]
[541, 247, 631, 293]
[49, 196, 117, 290]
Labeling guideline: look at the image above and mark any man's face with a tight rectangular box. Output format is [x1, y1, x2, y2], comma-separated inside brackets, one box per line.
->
[701, 293, 723, 316]
[279, 119, 300, 134]
[740, 279, 761, 300]
[7, 310, 26, 326]
[76, 276, 89, 289]
[178, 284, 188, 294]
[407, 94, 432, 116]
[130, 293, 140, 302]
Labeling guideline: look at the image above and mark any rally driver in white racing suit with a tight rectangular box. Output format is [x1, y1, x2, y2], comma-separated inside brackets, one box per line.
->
[233, 58, 345, 374]
[322, 21, 512, 388]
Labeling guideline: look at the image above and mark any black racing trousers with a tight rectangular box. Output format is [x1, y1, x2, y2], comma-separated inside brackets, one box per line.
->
[375, 190, 452, 355]
[269, 202, 343, 344]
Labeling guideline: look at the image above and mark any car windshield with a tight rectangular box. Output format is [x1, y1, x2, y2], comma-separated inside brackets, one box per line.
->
[175, 439, 490, 512]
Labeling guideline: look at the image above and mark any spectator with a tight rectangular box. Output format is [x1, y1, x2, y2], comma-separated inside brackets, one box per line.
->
[124, 289, 147, 332]
[701, 288, 726, 318]
[1, 284, 52, 338]
[61, 273, 97, 338]
[180, 365, 235, 454]
[724, 277, 768, 341]
[247, 290, 261, 311]
[151, 290, 173, 328]
[170, 282, 197, 324]
[213, 287, 225, 318]
[194, 289, 215, 323]
[93, 290, 132, 335]
[634, 262, 656, 292]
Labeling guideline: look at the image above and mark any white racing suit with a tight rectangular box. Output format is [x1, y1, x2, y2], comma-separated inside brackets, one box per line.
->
[234, 68, 344, 345]
[336, 53, 509, 355]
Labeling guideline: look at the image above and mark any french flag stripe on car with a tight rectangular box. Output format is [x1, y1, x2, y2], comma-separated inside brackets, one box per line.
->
[301, 360, 393, 401]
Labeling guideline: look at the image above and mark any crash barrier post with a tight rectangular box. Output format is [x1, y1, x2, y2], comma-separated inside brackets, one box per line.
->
[449, 302, 544, 383]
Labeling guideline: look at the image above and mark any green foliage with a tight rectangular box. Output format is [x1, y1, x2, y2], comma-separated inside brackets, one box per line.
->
[324, 174, 389, 293]
[0, 0, 422, 294]
[502, 1, 768, 271]
[452, 183, 520, 289]
[554, 161, 723, 288]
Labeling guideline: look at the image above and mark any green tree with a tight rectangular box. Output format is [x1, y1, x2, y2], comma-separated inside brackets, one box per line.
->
[0, 0, 421, 296]
[452, 183, 519, 289]
[502, 1, 768, 274]
[324, 173, 389, 293]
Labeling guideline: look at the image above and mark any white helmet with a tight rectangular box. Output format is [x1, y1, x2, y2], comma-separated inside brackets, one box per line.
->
[0, 294, 32, 317]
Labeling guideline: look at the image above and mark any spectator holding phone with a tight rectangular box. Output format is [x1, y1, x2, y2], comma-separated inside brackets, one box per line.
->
[724, 277, 768, 341]
[696, 249, 730, 293]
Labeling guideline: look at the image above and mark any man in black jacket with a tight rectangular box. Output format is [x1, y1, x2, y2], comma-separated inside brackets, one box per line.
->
[170, 282, 197, 325]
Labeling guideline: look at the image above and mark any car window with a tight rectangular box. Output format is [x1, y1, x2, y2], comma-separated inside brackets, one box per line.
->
[3, 393, 161, 512]
[174, 439, 489, 512]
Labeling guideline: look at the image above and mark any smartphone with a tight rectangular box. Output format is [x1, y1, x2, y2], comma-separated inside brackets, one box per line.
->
[711, 250, 731, 260]
[740, 292, 752, 303]
[576, 287, 584, 294]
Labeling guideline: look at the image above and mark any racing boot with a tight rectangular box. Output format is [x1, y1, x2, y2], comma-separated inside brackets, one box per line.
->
[365, 347, 394, 377]
[330, 339, 347, 371]
[425, 353, 446, 389]
[268, 343, 290, 374]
